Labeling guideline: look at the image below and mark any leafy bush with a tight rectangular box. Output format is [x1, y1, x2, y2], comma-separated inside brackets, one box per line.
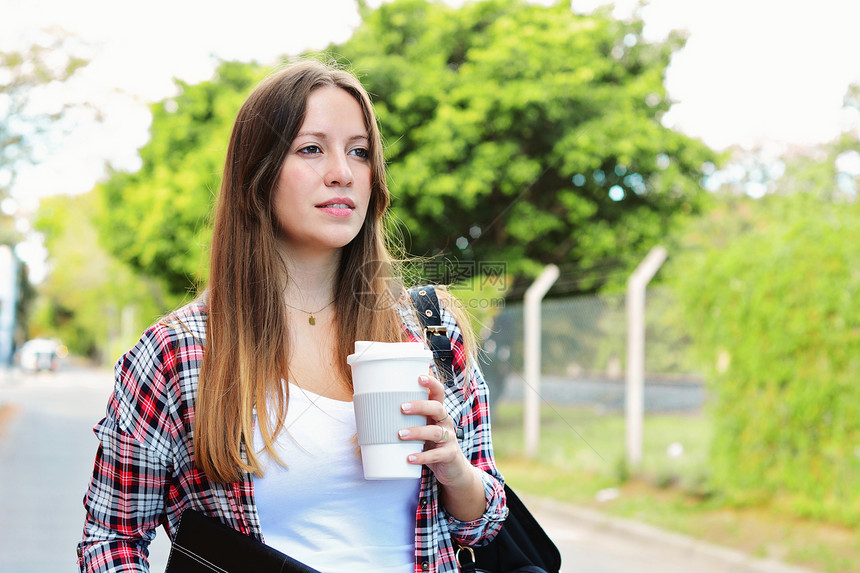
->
[669, 193, 860, 525]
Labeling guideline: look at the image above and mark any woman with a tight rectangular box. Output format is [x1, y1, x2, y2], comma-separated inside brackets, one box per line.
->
[77, 60, 506, 573]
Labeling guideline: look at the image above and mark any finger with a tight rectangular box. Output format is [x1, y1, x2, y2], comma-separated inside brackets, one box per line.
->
[418, 374, 446, 404]
[435, 428, 450, 444]
[407, 446, 457, 467]
[397, 424, 449, 444]
[401, 399, 447, 423]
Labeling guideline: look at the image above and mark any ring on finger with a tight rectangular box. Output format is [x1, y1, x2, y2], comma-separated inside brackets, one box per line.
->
[433, 414, 449, 424]
[435, 428, 449, 444]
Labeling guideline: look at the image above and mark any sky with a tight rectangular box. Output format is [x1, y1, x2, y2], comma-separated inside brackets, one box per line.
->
[3, 0, 860, 277]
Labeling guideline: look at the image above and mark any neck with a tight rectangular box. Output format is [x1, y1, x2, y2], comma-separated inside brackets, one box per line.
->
[279, 246, 341, 311]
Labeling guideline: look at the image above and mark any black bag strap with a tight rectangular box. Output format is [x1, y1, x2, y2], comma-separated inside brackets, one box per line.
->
[408, 285, 465, 443]
[408, 285, 455, 388]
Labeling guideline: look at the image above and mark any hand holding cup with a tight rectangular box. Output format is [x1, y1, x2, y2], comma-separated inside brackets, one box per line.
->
[398, 374, 475, 489]
[348, 341, 431, 480]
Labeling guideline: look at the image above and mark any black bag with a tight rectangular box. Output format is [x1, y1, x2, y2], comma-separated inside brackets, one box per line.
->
[165, 508, 321, 572]
[408, 286, 562, 573]
[455, 484, 561, 573]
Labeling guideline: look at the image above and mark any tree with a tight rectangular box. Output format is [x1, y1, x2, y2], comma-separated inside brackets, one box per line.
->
[96, 61, 266, 296]
[96, 0, 716, 300]
[330, 0, 718, 294]
[32, 192, 174, 362]
[0, 29, 91, 244]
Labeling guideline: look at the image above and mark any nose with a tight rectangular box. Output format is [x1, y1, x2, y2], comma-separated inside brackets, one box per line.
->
[324, 154, 353, 187]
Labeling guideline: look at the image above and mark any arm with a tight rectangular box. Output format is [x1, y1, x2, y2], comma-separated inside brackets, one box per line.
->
[402, 374, 488, 522]
[77, 327, 176, 572]
[400, 298, 507, 544]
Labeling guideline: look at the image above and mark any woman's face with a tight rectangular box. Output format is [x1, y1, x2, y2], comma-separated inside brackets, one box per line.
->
[272, 86, 372, 259]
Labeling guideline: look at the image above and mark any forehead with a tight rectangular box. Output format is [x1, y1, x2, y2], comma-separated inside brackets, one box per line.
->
[301, 86, 367, 135]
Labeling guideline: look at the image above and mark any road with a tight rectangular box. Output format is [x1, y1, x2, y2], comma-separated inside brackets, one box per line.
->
[0, 365, 172, 572]
[0, 365, 814, 573]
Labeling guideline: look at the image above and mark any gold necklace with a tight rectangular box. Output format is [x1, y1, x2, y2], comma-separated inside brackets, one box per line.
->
[284, 299, 335, 326]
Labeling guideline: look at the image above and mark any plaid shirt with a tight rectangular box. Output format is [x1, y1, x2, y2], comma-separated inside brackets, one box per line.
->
[78, 299, 507, 572]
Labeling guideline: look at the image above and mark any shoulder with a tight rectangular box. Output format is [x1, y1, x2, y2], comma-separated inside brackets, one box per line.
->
[118, 300, 206, 371]
[111, 300, 207, 438]
[435, 288, 468, 345]
[397, 290, 423, 340]
[399, 285, 471, 369]
[399, 286, 467, 341]
[156, 299, 208, 349]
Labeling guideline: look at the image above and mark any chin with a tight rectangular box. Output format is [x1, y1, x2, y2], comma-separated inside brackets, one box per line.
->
[281, 233, 362, 255]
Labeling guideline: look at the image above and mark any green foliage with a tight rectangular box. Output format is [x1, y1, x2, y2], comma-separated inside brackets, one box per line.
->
[331, 0, 717, 290]
[96, 61, 266, 295]
[33, 193, 176, 362]
[444, 267, 509, 335]
[668, 191, 860, 526]
[776, 135, 860, 203]
[95, 1, 716, 300]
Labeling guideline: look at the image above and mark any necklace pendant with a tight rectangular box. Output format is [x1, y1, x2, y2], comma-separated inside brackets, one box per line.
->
[308, 314, 316, 326]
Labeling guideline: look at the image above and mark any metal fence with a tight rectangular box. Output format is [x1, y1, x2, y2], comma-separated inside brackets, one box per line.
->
[478, 287, 706, 414]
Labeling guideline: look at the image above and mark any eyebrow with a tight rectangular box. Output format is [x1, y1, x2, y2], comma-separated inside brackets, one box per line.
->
[296, 131, 369, 142]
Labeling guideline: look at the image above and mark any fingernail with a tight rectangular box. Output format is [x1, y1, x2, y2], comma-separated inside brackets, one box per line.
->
[419, 375, 430, 385]
[401, 402, 412, 413]
[407, 455, 418, 463]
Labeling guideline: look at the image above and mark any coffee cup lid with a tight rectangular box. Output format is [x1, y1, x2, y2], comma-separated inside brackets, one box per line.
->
[347, 341, 431, 365]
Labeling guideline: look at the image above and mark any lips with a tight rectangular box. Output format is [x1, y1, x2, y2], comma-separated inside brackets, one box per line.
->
[315, 197, 355, 209]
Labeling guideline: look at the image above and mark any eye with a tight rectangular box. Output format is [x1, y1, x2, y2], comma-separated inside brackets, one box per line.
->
[349, 147, 369, 159]
[297, 145, 322, 155]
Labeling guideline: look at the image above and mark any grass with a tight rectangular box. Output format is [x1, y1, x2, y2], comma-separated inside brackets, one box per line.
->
[490, 402, 860, 573]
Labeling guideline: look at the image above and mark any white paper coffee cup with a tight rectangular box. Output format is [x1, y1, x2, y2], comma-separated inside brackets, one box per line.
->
[347, 341, 432, 480]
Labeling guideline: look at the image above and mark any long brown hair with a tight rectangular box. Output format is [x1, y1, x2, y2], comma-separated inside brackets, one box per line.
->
[195, 60, 403, 483]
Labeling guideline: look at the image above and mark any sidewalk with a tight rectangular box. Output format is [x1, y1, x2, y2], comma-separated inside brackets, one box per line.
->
[525, 494, 819, 573]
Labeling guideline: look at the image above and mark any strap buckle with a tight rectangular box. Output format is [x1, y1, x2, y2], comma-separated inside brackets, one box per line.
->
[456, 545, 476, 566]
[424, 325, 447, 340]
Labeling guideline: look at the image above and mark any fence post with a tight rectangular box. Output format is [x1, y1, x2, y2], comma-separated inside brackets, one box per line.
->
[626, 246, 667, 467]
[524, 264, 559, 458]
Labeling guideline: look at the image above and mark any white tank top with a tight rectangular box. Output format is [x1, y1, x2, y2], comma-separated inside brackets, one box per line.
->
[252, 383, 420, 573]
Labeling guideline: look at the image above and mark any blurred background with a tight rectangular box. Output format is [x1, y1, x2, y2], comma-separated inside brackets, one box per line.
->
[1, 0, 859, 571]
